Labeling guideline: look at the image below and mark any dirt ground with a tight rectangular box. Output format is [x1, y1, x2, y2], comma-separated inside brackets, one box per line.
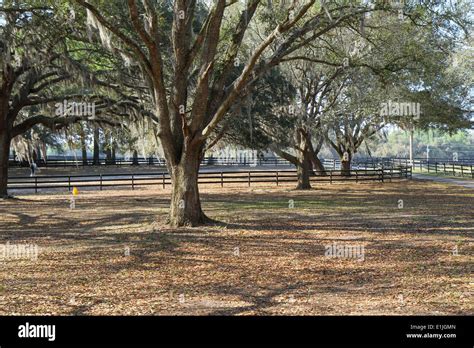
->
[0, 180, 472, 315]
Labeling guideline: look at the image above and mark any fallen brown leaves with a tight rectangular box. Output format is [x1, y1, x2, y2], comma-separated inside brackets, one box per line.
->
[0, 180, 472, 315]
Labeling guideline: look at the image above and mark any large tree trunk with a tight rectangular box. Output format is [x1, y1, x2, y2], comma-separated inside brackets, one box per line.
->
[307, 137, 326, 175]
[0, 130, 11, 198]
[271, 146, 307, 189]
[311, 155, 326, 173]
[296, 150, 312, 190]
[168, 149, 210, 227]
[341, 153, 352, 176]
[294, 129, 315, 190]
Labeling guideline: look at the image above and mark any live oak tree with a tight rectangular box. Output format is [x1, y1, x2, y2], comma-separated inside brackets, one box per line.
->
[11, 124, 58, 164]
[0, 1, 146, 197]
[231, 60, 338, 190]
[268, 60, 343, 189]
[231, 16, 394, 186]
[77, 0, 381, 226]
[198, 0, 468, 190]
[321, 0, 473, 174]
[322, 67, 386, 175]
[220, 69, 294, 167]
[387, 1, 472, 159]
[0, 3, 90, 197]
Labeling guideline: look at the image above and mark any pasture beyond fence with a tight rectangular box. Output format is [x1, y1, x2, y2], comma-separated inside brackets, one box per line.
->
[8, 167, 412, 193]
[10, 155, 474, 173]
[8, 156, 290, 167]
[392, 158, 474, 178]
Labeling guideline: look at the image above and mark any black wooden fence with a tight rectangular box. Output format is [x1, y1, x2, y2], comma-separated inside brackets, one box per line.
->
[8, 167, 411, 193]
[391, 158, 474, 178]
[10, 154, 474, 172]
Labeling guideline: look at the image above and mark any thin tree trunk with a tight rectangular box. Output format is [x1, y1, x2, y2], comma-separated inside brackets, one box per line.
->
[105, 148, 112, 164]
[41, 143, 47, 165]
[80, 127, 88, 166]
[132, 150, 139, 165]
[168, 149, 210, 227]
[0, 130, 11, 198]
[33, 148, 39, 163]
[93, 127, 100, 165]
[111, 140, 116, 165]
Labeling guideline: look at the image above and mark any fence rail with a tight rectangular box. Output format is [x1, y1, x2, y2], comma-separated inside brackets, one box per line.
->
[391, 159, 474, 178]
[10, 154, 474, 170]
[392, 157, 474, 165]
[8, 167, 411, 193]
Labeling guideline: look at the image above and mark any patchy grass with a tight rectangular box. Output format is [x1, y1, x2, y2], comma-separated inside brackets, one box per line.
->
[0, 180, 472, 315]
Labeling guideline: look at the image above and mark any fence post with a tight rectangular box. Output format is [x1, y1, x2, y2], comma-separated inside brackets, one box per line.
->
[68, 176, 71, 192]
[435, 162, 438, 173]
[356, 171, 358, 183]
[35, 177, 38, 193]
[132, 174, 135, 190]
[221, 171, 223, 188]
[461, 165, 464, 177]
[276, 171, 279, 186]
[248, 171, 251, 187]
[330, 171, 332, 184]
[381, 169, 384, 183]
[100, 174, 103, 191]
[452, 164, 455, 176]
[162, 173, 165, 189]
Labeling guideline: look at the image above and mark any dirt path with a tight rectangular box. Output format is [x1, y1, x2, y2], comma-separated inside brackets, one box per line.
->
[413, 173, 474, 189]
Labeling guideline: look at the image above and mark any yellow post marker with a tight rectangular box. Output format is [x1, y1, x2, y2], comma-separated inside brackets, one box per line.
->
[72, 187, 79, 196]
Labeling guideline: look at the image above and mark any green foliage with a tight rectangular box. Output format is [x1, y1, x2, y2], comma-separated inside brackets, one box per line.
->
[364, 129, 474, 158]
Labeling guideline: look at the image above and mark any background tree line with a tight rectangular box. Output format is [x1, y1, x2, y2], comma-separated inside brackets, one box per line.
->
[0, 0, 472, 226]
